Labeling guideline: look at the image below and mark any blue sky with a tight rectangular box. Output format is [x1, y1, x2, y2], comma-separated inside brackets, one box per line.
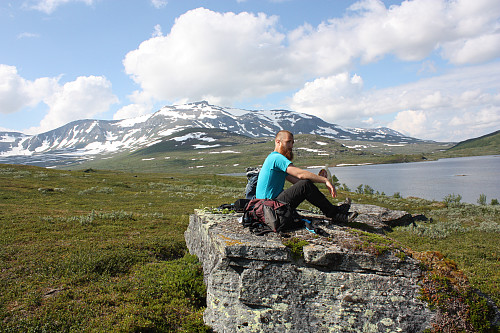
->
[1, 0, 499, 142]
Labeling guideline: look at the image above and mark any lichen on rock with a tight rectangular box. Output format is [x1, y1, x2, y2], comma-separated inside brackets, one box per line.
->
[185, 207, 436, 332]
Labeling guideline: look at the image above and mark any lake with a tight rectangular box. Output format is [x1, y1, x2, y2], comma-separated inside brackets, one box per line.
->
[310, 155, 500, 204]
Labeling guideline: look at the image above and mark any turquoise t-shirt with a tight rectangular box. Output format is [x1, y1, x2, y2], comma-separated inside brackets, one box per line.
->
[256, 151, 292, 199]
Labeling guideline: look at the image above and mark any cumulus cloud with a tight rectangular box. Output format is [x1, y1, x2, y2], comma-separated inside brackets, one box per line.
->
[0, 65, 118, 134]
[0, 64, 58, 114]
[292, 62, 500, 141]
[289, 73, 364, 121]
[388, 110, 434, 139]
[28, 76, 118, 134]
[113, 90, 154, 120]
[23, 0, 96, 14]
[122, 8, 290, 109]
[120, 1, 500, 121]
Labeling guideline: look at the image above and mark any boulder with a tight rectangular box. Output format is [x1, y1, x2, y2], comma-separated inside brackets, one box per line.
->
[185, 207, 436, 332]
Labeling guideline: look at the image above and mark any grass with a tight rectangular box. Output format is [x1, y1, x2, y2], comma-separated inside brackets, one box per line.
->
[63, 133, 454, 175]
[1, 163, 498, 331]
[0, 164, 245, 332]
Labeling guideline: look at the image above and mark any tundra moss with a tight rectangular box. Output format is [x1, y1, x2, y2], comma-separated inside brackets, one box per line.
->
[283, 238, 309, 260]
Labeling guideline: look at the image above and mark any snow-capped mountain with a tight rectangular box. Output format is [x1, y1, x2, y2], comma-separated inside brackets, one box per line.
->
[0, 101, 425, 164]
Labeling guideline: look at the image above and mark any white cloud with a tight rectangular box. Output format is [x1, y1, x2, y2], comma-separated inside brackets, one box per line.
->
[0, 65, 118, 134]
[290, 73, 364, 121]
[17, 32, 40, 39]
[28, 76, 118, 134]
[292, 62, 500, 141]
[0, 64, 58, 114]
[441, 33, 500, 65]
[113, 90, 153, 120]
[388, 110, 430, 138]
[287, 0, 500, 69]
[23, 0, 96, 14]
[151, 0, 167, 9]
[123, 7, 289, 109]
[152, 24, 163, 37]
[119, 1, 500, 121]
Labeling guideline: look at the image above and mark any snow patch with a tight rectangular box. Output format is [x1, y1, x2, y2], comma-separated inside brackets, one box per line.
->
[193, 144, 221, 149]
[0, 135, 18, 143]
[172, 132, 216, 142]
[208, 150, 241, 154]
[297, 147, 326, 153]
[116, 114, 151, 127]
[336, 163, 374, 166]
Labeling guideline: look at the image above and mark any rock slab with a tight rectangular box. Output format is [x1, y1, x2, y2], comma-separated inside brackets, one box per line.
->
[185, 208, 436, 333]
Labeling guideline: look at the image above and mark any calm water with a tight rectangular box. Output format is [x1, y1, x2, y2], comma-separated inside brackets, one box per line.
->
[313, 155, 500, 204]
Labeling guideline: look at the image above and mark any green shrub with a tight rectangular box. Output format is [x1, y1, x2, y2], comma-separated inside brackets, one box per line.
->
[477, 194, 487, 205]
[443, 193, 462, 208]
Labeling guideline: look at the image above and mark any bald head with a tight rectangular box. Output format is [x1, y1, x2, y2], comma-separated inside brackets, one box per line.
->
[275, 130, 293, 141]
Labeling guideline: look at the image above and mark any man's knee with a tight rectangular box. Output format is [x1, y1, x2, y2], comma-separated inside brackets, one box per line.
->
[296, 179, 313, 186]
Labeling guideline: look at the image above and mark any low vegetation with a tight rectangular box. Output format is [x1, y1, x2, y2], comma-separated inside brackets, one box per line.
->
[1, 163, 498, 331]
[0, 164, 244, 332]
[64, 132, 455, 174]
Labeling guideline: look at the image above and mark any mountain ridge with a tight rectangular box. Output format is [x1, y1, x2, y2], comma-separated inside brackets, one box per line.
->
[0, 101, 428, 158]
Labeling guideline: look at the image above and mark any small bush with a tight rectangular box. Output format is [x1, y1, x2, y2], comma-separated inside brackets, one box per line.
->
[356, 184, 364, 194]
[443, 193, 462, 208]
[363, 184, 375, 195]
[477, 194, 487, 206]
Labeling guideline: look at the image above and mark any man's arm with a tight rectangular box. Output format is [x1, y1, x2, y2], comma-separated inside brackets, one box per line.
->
[286, 174, 300, 184]
[286, 164, 337, 198]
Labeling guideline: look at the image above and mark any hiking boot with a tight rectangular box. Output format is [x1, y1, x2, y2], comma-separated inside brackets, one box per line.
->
[347, 211, 359, 223]
[330, 211, 359, 224]
[337, 197, 352, 215]
[331, 212, 349, 223]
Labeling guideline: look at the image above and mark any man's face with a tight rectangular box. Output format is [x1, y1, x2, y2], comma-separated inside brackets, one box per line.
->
[278, 134, 294, 161]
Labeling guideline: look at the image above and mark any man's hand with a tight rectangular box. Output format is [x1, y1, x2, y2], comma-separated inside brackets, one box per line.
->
[326, 180, 337, 198]
[287, 165, 337, 197]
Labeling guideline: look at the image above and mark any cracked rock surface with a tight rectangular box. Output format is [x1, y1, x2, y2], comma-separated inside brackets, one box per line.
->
[185, 206, 436, 333]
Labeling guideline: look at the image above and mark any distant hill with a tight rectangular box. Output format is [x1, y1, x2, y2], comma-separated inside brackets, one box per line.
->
[446, 130, 500, 156]
[75, 128, 435, 174]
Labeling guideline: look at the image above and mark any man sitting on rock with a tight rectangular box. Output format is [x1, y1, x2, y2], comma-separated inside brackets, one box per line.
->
[256, 130, 355, 222]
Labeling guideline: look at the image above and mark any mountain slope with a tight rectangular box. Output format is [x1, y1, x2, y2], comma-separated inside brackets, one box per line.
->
[448, 130, 500, 150]
[76, 128, 430, 174]
[134, 128, 264, 155]
[445, 130, 500, 156]
[0, 101, 433, 168]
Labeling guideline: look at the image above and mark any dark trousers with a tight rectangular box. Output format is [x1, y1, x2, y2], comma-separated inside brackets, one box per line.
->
[276, 179, 339, 216]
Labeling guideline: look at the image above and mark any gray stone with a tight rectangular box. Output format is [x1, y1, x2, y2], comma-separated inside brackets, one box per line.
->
[185, 208, 436, 333]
